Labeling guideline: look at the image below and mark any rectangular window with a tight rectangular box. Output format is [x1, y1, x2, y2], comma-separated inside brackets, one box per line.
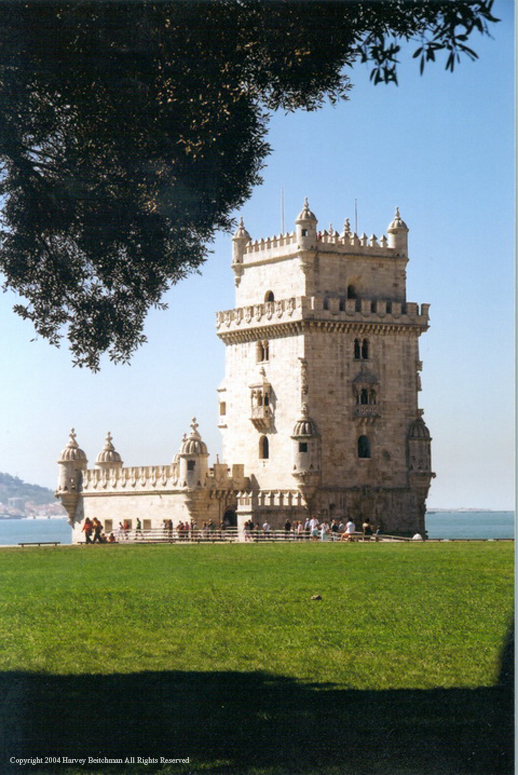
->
[219, 402, 226, 415]
[143, 520, 152, 531]
[187, 460, 195, 471]
[299, 442, 308, 453]
[105, 519, 113, 533]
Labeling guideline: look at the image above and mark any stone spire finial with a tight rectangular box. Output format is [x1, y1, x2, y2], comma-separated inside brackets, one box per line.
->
[95, 431, 122, 467]
[388, 207, 408, 232]
[296, 197, 317, 223]
[233, 216, 250, 241]
[58, 428, 87, 463]
[190, 417, 200, 436]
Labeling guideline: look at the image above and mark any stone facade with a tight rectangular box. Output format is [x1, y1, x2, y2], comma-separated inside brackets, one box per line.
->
[56, 201, 434, 540]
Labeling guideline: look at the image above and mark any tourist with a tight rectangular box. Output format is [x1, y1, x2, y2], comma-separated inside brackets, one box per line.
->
[304, 517, 311, 540]
[330, 520, 339, 540]
[108, 532, 116, 543]
[117, 522, 124, 541]
[82, 517, 93, 544]
[362, 518, 373, 540]
[320, 521, 329, 542]
[262, 520, 271, 534]
[296, 520, 304, 540]
[123, 520, 130, 540]
[284, 519, 292, 539]
[343, 518, 356, 541]
[92, 517, 103, 543]
[135, 518, 143, 539]
[309, 515, 319, 541]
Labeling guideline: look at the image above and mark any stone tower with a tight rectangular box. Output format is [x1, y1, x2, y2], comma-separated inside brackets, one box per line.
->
[216, 201, 434, 535]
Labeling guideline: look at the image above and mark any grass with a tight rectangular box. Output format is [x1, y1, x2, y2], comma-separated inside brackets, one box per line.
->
[0, 542, 513, 775]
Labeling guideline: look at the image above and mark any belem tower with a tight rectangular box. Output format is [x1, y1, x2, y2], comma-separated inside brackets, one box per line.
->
[56, 200, 434, 540]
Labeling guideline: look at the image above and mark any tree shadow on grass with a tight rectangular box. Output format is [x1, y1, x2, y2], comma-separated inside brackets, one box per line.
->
[0, 656, 513, 775]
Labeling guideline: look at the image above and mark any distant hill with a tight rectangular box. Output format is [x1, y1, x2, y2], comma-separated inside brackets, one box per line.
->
[0, 472, 56, 505]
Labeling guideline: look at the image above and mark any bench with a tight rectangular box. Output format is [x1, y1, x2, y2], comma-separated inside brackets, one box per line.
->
[18, 541, 61, 547]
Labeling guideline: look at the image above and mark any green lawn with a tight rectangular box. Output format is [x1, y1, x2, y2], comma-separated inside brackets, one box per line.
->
[0, 542, 513, 775]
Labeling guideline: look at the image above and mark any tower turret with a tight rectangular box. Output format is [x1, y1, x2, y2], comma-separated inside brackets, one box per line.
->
[231, 217, 251, 286]
[95, 432, 123, 471]
[56, 428, 88, 524]
[291, 405, 321, 505]
[295, 197, 317, 249]
[177, 418, 209, 488]
[387, 207, 409, 256]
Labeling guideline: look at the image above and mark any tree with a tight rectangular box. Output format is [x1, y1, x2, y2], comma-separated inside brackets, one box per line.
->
[0, 1, 498, 369]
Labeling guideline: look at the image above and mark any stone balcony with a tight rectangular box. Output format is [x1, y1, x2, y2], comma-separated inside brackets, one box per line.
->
[250, 405, 274, 431]
[216, 296, 429, 340]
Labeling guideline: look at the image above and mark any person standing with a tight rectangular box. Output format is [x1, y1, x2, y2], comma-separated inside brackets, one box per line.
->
[82, 518, 93, 544]
[92, 517, 103, 543]
[309, 515, 320, 541]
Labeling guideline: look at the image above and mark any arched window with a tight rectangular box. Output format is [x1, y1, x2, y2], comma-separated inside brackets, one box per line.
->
[347, 285, 357, 299]
[369, 389, 377, 405]
[360, 389, 369, 405]
[354, 339, 361, 359]
[264, 393, 270, 407]
[323, 298, 329, 310]
[259, 436, 269, 459]
[263, 340, 269, 361]
[362, 339, 369, 359]
[265, 291, 275, 302]
[256, 341, 264, 362]
[339, 298, 346, 311]
[358, 435, 371, 459]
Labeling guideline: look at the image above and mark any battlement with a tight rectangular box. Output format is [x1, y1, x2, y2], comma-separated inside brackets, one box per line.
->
[80, 461, 248, 494]
[216, 296, 430, 336]
[236, 228, 399, 265]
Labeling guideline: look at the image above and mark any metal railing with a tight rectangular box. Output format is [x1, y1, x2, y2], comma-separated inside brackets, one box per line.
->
[83, 527, 414, 544]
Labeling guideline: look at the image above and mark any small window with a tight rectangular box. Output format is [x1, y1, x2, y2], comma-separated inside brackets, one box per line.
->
[360, 389, 369, 405]
[187, 460, 196, 471]
[354, 339, 361, 360]
[339, 298, 345, 311]
[257, 340, 269, 361]
[105, 519, 113, 533]
[358, 435, 371, 459]
[369, 389, 377, 405]
[301, 229, 308, 237]
[347, 285, 357, 299]
[362, 339, 369, 359]
[143, 519, 152, 531]
[264, 393, 270, 407]
[265, 291, 274, 302]
[219, 402, 226, 416]
[299, 442, 308, 453]
[323, 298, 329, 310]
[259, 435, 269, 459]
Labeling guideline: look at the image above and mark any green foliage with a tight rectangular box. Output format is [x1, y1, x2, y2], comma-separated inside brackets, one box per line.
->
[0, 1, 499, 369]
[0, 471, 55, 505]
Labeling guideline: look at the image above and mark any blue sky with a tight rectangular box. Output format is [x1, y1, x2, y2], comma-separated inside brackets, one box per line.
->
[0, 1, 514, 509]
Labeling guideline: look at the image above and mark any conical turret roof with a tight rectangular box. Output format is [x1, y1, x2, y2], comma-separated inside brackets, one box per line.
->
[95, 432, 123, 465]
[179, 418, 208, 455]
[387, 207, 408, 232]
[58, 428, 87, 463]
[296, 197, 317, 223]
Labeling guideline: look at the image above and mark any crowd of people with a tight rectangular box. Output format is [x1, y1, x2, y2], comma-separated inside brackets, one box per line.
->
[244, 516, 382, 541]
[80, 515, 421, 544]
